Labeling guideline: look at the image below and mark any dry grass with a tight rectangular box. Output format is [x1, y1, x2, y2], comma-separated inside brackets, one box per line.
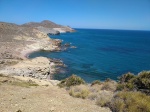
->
[91, 80, 101, 86]
[88, 93, 98, 100]
[96, 91, 114, 107]
[107, 91, 150, 112]
[69, 85, 90, 99]
[89, 84, 102, 93]
[10, 80, 38, 88]
[101, 81, 117, 92]
[0, 74, 38, 87]
[68, 82, 115, 106]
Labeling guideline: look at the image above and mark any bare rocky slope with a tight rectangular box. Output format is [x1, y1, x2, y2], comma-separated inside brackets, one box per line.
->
[0, 75, 110, 112]
[0, 20, 72, 80]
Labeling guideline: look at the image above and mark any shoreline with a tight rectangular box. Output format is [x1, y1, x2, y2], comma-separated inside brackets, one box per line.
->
[21, 48, 40, 59]
[0, 20, 75, 82]
[0, 34, 68, 82]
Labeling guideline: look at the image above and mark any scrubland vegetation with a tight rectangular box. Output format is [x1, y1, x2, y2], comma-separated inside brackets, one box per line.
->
[58, 71, 150, 112]
[0, 74, 39, 88]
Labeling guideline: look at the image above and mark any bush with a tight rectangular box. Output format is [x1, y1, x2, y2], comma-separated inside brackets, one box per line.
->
[116, 83, 126, 91]
[105, 78, 112, 82]
[91, 80, 101, 86]
[58, 74, 85, 87]
[101, 81, 117, 91]
[118, 72, 135, 83]
[134, 71, 150, 91]
[107, 98, 125, 112]
[117, 82, 135, 91]
[57, 79, 66, 88]
[107, 91, 150, 112]
[88, 93, 98, 100]
[69, 85, 89, 99]
[96, 91, 113, 107]
[117, 71, 150, 94]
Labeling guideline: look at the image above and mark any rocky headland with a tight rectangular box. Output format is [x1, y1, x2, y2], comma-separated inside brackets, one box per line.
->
[0, 20, 74, 81]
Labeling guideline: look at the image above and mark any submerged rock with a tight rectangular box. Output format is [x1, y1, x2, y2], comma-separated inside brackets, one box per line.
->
[64, 43, 71, 47]
[70, 46, 77, 48]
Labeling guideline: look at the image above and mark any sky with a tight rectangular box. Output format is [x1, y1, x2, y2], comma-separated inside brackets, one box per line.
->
[0, 0, 150, 30]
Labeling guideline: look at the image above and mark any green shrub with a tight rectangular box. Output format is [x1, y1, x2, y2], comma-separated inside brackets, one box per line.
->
[117, 83, 135, 91]
[134, 71, 150, 90]
[58, 74, 85, 87]
[91, 80, 101, 86]
[57, 79, 66, 88]
[125, 82, 135, 90]
[117, 71, 150, 93]
[107, 91, 150, 112]
[105, 78, 112, 82]
[116, 83, 126, 91]
[118, 72, 135, 83]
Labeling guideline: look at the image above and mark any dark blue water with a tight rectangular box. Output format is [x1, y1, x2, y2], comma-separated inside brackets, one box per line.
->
[29, 29, 150, 82]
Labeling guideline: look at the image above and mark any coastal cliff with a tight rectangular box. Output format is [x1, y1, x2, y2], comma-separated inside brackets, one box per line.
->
[0, 20, 74, 80]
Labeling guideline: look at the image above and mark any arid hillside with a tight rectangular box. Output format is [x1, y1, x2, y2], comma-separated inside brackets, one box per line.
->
[0, 75, 110, 112]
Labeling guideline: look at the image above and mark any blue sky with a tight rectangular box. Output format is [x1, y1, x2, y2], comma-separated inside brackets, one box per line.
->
[0, 0, 150, 30]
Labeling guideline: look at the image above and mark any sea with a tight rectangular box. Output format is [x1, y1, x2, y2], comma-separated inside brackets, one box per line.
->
[29, 29, 150, 82]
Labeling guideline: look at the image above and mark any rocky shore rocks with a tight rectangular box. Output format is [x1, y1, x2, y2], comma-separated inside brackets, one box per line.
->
[0, 57, 56, 79]
[36, 26, 60, 35]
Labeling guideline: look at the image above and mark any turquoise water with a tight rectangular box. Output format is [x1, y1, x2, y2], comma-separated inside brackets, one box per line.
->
[29, 29, 150, 82]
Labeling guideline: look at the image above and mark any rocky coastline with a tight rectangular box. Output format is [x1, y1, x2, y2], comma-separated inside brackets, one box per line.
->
[0, 20, 75, 83]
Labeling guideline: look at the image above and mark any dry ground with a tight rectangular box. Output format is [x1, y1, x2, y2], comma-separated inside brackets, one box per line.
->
[0, 75, 110, 112]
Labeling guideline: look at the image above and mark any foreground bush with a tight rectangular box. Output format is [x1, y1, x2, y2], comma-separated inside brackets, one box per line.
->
[135, 71, 150, 91]
[69, 85, 89, 99]
[101, 80, 117, 92]
[118, 72, 135, 83]
[91, 80, 101, 86]
[96, 91, 114, 107]
[58, 71, 150, 111]
[107, 91, 150, 112]
[58, 74, 85, 87]
[117, 71, 150, 94]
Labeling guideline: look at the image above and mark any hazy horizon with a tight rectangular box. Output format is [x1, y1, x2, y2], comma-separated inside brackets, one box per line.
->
[0, 0, 150, 30]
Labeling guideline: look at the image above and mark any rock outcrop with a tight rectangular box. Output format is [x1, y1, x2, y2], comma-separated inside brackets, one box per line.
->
[36, 26, 60, 35]
[0, 57, 56, 79]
